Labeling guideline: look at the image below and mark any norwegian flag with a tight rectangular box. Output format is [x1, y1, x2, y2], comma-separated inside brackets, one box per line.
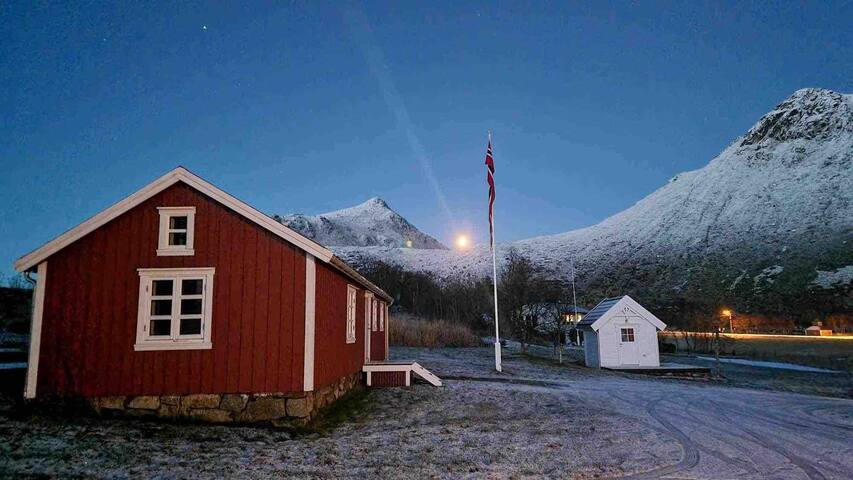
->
[485, 139, 496, 247]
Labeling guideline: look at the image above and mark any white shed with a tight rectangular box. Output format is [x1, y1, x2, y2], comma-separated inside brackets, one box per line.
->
[578, 296, 666, 368]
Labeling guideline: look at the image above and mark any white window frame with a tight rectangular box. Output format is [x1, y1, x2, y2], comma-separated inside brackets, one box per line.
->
[135, 267, 214, 351]
[620, 327, 635, 343]
[379, 301, 384, 332]
[157, 206, 196, 256]
[346, 285, 357, 344]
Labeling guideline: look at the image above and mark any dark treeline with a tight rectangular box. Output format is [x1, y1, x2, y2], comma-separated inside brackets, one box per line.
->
[361, 249, 573, 351]
[359, 262, 494, 332]
[359, 249, 853, 337]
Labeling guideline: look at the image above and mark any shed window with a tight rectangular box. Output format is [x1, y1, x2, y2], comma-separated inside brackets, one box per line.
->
[379, 303, 385, 332]
[620, 328, 635, 343]
[135, 268, 214, 351]
[157, 207, 195, 256]
[346, 285, 357, 344]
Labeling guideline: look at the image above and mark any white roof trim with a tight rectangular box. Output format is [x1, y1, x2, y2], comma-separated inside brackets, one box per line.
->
[14, 167, 334, 272]
[589, 295, 666, 332]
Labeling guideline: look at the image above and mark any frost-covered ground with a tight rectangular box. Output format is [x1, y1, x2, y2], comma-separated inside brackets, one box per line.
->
[2, 346, 852, 479]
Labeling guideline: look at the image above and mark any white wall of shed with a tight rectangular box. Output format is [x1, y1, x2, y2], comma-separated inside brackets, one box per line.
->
[597, 312, 661, 368]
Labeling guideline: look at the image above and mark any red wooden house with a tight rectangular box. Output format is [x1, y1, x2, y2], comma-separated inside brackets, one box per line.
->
[15, 167, 437, 424]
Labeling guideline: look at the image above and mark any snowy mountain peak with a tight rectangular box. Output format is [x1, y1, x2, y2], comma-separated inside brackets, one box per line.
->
[364, 196, 388, 208]
[276, 198, 447, 250]
[741, 88, 853, 146]
[329, 196, 390, 216]
[336, 88, 853, 315]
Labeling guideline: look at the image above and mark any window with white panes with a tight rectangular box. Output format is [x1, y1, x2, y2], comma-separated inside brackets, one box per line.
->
[346, 285, 357, 344]
[620, 327, 635, 343]
[135, 268, 214, 350]
[157, 207, 195, 256]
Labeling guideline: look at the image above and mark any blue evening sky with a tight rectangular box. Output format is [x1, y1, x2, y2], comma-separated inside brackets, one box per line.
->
[1, 1, 851, 277]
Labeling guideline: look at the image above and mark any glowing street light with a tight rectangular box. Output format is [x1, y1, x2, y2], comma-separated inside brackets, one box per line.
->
[722, 309, 733, 332]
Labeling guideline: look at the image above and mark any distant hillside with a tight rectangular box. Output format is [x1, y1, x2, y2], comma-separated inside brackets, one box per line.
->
[336, 88, 853, 318]
[275, 197, 447, 250]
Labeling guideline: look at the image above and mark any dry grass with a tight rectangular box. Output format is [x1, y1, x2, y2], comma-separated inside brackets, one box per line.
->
[660, 331, 853, 372]
[389, 314, 481, 348]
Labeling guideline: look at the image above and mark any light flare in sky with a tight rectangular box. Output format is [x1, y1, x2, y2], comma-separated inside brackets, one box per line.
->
[455, 234, 470, 250]
[342, 4, 456, 236]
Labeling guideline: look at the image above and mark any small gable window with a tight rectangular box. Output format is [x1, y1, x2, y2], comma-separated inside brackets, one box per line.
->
[157, 207, 195, 256]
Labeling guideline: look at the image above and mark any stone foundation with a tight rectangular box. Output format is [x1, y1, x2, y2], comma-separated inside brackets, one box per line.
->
[87, 372, 361, 426]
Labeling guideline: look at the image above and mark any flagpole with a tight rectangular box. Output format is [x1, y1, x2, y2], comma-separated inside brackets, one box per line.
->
[489, 130, 502, 373]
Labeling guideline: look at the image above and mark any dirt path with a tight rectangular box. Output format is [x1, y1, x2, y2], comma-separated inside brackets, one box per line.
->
[418, 347, 853, 479]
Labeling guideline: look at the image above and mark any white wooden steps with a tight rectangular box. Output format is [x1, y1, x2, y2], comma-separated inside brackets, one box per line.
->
[362, 361, 442, 387]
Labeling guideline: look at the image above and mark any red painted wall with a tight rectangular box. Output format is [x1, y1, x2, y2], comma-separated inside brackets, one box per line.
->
[36, 182, 307, 398]
[372, 371, 406, 387]
[313, 262, 368, 391]
[369, 299, 388, 361]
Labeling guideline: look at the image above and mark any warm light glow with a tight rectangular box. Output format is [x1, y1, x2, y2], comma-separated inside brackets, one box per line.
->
[455, 235, 470, 249]
[405, 240, 413, 248]
[722, 309, 732, 317]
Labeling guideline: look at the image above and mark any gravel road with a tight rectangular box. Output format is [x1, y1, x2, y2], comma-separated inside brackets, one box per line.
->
[1, 346, 850, 478]
[412, 346, 853, 479]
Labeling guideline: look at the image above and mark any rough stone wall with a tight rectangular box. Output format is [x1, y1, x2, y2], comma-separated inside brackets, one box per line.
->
[87, 372, 361, 426]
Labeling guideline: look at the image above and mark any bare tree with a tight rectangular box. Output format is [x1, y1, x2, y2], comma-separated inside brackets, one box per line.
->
[499, 249, 540, 353]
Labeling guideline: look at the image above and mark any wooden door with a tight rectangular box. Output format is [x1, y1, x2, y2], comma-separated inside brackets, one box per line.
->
[618, 325, 639, 365]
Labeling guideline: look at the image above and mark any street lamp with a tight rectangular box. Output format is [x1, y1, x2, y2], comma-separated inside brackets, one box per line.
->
[722, 309, 733, 333]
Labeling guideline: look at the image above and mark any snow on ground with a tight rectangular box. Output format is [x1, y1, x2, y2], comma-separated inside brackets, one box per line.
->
[694, 356, 841, 373]
[2, 346, 852, 479]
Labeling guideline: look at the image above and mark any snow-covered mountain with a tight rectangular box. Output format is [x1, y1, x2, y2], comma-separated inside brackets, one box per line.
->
[335, 88, 853, 312]
[275, 197, 447, 250]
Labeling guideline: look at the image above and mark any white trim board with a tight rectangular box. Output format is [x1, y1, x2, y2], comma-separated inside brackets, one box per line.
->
[13, 166, 393, 303]
[24, 261, 47, 399]
[14, 167, 333, 273]
[303, 254, 316, 392]
[587, 295, 667, 332]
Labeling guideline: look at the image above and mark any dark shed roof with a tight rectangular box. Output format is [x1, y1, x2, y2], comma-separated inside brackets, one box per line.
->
[577, 296, 624, 328]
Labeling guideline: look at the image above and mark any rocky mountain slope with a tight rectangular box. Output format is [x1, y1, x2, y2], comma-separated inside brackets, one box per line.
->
[275, 197, 447, 250]
[335, 88, 853, 315]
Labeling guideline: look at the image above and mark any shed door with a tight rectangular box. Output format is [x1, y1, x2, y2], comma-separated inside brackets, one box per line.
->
[617, 325, 639, 365]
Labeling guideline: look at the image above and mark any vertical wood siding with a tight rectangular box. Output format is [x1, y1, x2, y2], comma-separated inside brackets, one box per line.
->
[369, 299, 388, 361]
[36, 182, 307, 397]
[371, 371, 406, 387]
[312, 262, 367, 391]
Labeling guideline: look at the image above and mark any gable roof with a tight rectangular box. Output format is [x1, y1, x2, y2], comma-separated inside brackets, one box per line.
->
[577, 295, 666, 331]
[577, 297, 622, 328]
[14, 167, 392, 302]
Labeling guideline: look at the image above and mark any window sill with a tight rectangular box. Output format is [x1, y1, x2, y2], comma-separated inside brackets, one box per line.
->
[156, 248, 195, 257]
[346, 339, 356, 344]
[134, 341, 212, 351]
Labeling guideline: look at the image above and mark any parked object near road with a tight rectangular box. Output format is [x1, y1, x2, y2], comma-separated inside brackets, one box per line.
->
[11, 167, 432, 425]
[578, 295, 666, 368]
[805, 324, 833, 336]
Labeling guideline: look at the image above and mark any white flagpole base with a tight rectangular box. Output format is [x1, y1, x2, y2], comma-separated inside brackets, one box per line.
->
[494, 341, 502, 372]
